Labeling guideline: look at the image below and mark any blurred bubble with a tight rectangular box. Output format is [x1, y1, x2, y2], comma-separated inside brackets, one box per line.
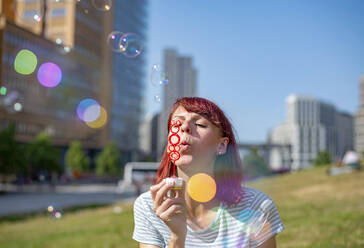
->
[37, 62, 62, 88]
[113, 206, 123, 214]
[151, 64, 168, 87]
[47, 205, 54, 213]
[13, 0, 43, 23]
[63, 46, 71, 53]
[119, 33, 143, 58]
[187, 173, 216, 203]
[107, 31, 124, 52]
[77, 99, 101, 122]
[54, 211, 62, 219]
[13, 102, 23, 112]
[2, 91, 24, 114]
[0, 86, 7, 96]
[55, 38, 62, 45]
[154, 94, 161, 103]
[14, 49, 37, 75]
[92, 0, 112, 11]
[85, 106, 108, 129]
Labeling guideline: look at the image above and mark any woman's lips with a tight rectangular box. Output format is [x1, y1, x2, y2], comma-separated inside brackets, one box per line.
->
[180, 143, 191, 152]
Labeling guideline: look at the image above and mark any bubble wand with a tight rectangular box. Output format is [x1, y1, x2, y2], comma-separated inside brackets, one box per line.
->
[166, 120, 183, 190]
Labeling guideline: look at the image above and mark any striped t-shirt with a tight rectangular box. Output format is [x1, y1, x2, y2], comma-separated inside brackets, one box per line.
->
[133, 186, 284, 247]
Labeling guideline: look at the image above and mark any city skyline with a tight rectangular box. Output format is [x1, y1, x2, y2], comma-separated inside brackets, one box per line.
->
[145, 0, 364, 143]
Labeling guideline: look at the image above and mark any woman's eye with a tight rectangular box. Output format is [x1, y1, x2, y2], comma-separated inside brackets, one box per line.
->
[196, 123, 206, 128]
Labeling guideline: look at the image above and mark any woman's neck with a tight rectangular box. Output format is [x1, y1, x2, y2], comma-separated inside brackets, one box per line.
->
[177, 165, 220, 220]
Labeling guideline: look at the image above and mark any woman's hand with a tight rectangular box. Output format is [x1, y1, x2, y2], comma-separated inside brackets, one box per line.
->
[150, 179, 187, 238]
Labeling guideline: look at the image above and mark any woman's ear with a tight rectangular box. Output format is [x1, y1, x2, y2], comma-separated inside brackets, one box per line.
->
[216, 137, 229, 155]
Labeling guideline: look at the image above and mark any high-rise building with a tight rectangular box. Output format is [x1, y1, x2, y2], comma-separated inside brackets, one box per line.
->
[0, 0, 148, 161]
[157, 49, 197, 157]
[355, 76, 364, 153]
[108, 0, 147, 159]
[269, 94, 353, 170]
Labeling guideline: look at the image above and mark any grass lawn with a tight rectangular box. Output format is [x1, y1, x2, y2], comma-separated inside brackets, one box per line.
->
[0, 166, 363, 247]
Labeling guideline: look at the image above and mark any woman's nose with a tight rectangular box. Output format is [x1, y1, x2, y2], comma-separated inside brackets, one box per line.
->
[181, 122, 191, 133]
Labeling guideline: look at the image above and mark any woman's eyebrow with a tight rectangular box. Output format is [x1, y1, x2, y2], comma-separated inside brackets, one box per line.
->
[172, 114, 202, 120]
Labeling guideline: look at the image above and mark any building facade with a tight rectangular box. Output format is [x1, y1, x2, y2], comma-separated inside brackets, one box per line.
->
[109, 0, 147, 158]
[0, 0, 148, 160]
[355, 76, 364, 153]
[157, 49, 197, 157]
[269, 94, 353, 170]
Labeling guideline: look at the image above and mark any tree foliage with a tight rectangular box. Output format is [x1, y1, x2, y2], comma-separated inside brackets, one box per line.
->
[26, 131, 62, 176]
[242, 147, 270, 178]
[0, 123, 25, 177]
[314, 150, 331, 166]
[95, 141, 121, 176]
[65, 140, 90, 173]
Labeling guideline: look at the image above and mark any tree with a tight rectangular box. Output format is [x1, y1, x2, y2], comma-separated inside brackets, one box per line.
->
[65, 140, 90, 173]
[26, 131, 62, 178]
[242, 147, 270, 179]
[95, 141, 121, 176]
[314, 150, 331, 166]
[0, 123, 26, 182]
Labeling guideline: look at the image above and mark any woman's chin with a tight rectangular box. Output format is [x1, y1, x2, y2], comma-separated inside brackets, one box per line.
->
[175, 155, 193, 167]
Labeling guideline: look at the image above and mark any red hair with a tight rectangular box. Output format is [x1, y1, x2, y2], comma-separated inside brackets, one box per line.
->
[156, 97, 244, 205]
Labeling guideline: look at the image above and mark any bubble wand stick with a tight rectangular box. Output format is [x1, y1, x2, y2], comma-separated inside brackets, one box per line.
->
[166, 120, 183, 190]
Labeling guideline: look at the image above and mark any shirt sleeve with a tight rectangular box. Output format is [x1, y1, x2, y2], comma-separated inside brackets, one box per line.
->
[133, 194, 165, 247]
[249, 193, 285, 247]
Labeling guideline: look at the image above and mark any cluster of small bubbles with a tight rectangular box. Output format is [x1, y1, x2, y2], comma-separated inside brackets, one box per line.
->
[150, 64, 168, 104]
[1, 91, 24, 113]
[151, 64, 168, 86]
[77, 99, 108, 129]
[47, 205, 63, 220]
[91, 0, 112, 11]
[113, 206, 123, 214]
[37, 62, 63, 88]
[154, 94, 161, 103]
[187, 173, 216, 203]
[14, 49, 38, 75]
[107, 32, 143, 58]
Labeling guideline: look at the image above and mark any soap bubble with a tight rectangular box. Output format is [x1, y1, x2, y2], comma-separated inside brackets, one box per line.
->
[37, 62, 62, 88]
[187, 173, 216, 203]
[14, 49, 37, 75]
[119, 33, 143, 58]
[151, 64, 168, 86]
[107, 31, 124, 52]
[77, 99, 101, 122]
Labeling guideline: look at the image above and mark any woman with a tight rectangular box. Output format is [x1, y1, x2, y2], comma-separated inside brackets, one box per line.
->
[133, 97, 284, 247]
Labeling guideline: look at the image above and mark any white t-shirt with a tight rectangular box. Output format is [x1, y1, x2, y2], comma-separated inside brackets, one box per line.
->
[133, 186, 285, 247]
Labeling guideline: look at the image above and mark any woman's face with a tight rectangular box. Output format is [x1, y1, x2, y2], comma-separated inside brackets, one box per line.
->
[169, 106, 228, 171]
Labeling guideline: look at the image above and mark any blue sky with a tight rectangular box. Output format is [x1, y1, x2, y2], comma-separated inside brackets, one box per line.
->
[144, 0, 364, 143]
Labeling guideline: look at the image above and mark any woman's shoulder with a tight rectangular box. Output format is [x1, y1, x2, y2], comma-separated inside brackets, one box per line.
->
[240, 186, 275, 210]
[134, 190, 154, 210]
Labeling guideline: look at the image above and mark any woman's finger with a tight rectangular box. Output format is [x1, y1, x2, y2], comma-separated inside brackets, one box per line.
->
[159, 204, 185, 220]
[155, 197, 184, 216]
[153, 181, 175, 211]
[150, 179, 165, 201]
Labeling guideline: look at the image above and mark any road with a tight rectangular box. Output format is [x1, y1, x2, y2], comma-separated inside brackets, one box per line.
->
[0, 184, 138, 216]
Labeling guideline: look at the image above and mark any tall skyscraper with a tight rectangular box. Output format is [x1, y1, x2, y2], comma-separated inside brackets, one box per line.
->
[157, 49, 197, 157]
[269, 94, 353, 170]
[108, 0, 147, 160]
[355, 76, 364, 153]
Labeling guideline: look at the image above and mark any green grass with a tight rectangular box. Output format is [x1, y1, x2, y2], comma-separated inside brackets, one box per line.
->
[0, 166, 363, 247]
[247, 166, 364, 248]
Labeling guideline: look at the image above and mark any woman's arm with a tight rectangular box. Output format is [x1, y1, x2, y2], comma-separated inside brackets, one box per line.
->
[139, 243, 162, 248]
[257, 235, 276, 248]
